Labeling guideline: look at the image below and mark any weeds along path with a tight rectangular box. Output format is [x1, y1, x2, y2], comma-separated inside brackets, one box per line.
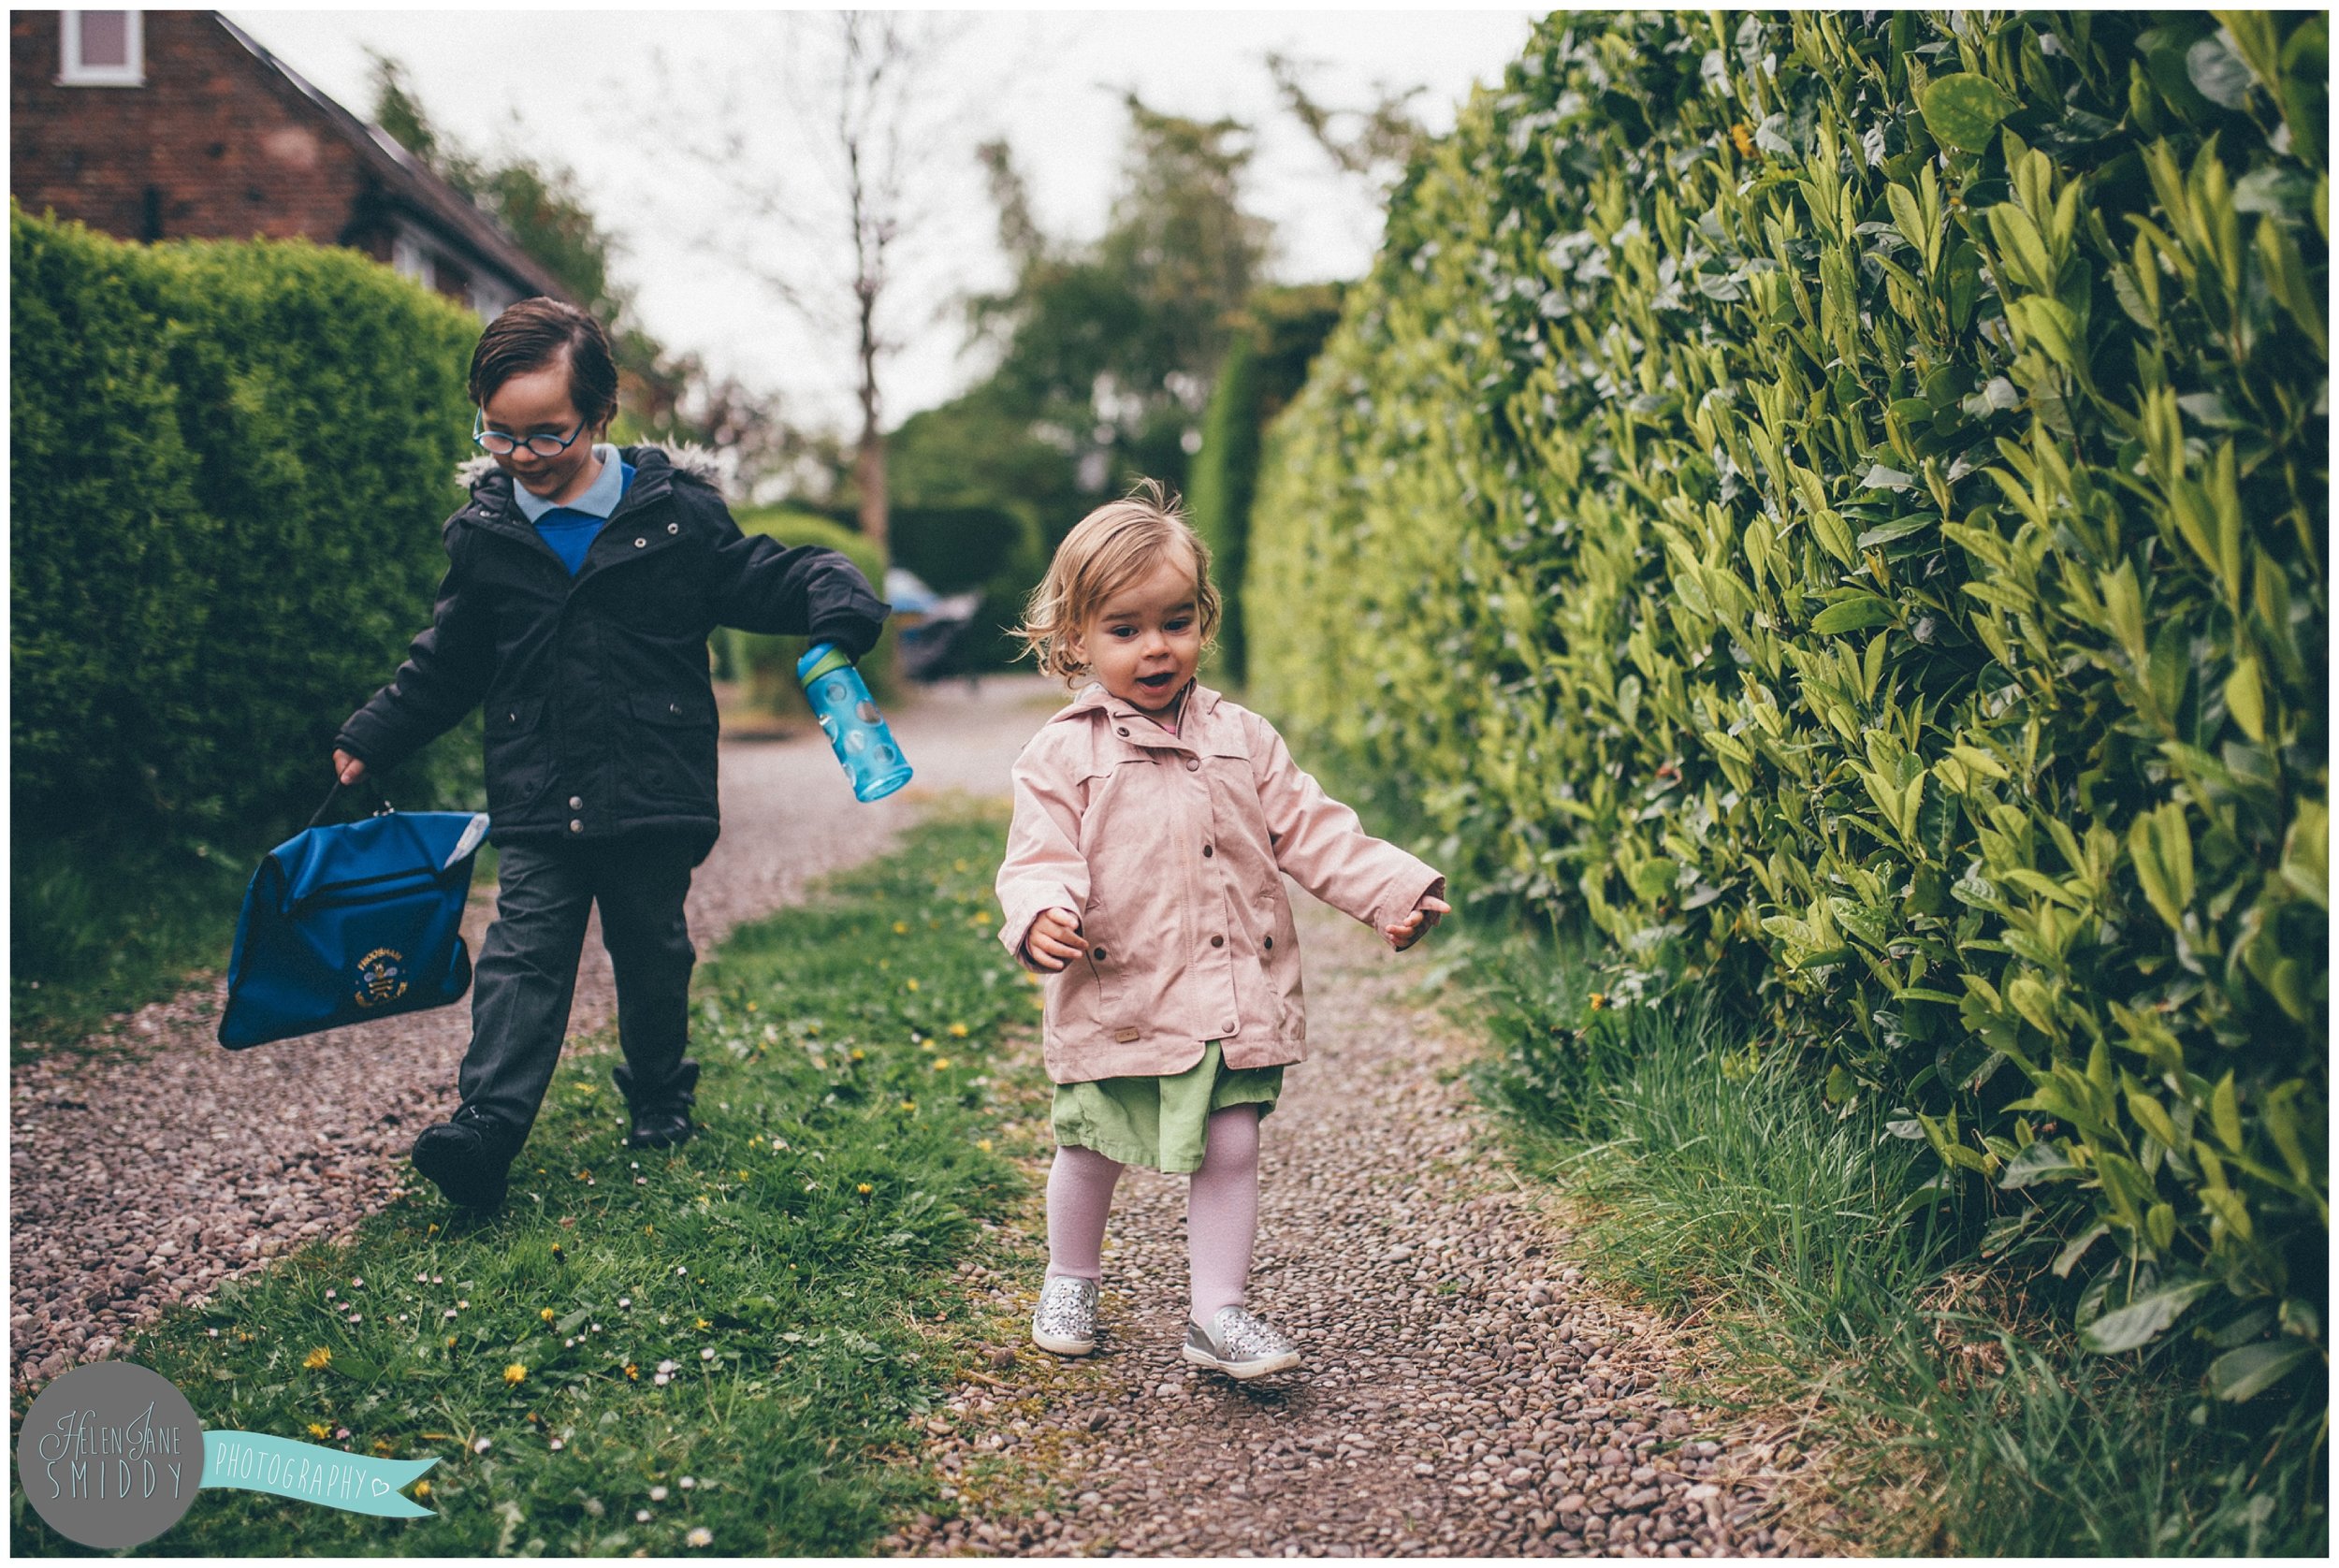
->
[896, 898, 1816, 1559]
[7, 677, 1062, 1392]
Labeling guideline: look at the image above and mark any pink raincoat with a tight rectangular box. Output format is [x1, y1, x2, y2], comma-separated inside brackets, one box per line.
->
[995, 679, 1446, 1084]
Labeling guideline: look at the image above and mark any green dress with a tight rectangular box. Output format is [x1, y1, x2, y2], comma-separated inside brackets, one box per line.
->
[1052, 1040, 1283, 1173]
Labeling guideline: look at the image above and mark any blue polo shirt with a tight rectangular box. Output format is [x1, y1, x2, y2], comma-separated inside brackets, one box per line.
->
[514, 443, 634, 574]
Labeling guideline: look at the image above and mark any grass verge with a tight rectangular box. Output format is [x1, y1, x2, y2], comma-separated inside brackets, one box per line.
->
[8, 802, 1051, 1556]
[1460, 919, 2327, 1557]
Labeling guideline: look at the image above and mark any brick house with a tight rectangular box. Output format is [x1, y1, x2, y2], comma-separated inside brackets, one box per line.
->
[10, 9, 566, 314]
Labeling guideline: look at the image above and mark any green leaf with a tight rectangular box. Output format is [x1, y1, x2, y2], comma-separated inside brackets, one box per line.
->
[2223, 655, 2266, 741]
[2186, 30, 2258, 110]
[1922, 73, 2019, 152]
[2079, 1278, 2215, 1354]
[2054, 1222, 2109, 1278]
[2128, 803, 2195, 930]
[2206, 1339, 2314, 1401]
[1998, 1139, 2079, 1188]
[1810, 593, 1895, 635]
[2281, 799, 2327, 908]
[1856, 514, 1937, 549]
[2211, 1072, 2244, 1151]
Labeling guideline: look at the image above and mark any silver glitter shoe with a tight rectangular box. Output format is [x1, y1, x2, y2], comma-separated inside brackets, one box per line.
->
[1031, 1275, 1099, 1356]
[1184, 1305, 1300, 1379]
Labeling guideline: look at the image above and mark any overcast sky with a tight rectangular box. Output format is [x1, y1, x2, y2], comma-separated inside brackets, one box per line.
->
[227, 5, 1537, 433]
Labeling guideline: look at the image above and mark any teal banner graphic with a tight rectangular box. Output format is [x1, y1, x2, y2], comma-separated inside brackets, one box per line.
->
[200, 1432, 436, 1518]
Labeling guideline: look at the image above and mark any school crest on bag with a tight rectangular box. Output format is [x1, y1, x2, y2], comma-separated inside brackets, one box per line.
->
[355, 947, 409, 1008]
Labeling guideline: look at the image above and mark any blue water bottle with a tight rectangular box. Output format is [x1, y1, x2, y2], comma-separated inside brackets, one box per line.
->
[796, 643, 914, 802]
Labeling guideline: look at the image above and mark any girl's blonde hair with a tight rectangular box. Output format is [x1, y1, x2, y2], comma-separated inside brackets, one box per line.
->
[1013, 479, 1222, 684]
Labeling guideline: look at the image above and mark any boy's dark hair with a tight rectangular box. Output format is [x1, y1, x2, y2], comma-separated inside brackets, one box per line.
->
[467, 297, 619, 428]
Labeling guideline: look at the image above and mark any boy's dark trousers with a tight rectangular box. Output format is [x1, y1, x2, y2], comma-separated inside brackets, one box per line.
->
[451, 833, 703, 1150]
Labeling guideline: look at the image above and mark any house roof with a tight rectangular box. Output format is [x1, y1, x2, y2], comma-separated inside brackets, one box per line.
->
[211, 12, 574, 304]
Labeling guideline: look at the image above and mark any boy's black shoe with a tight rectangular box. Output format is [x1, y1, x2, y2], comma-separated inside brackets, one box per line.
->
[625, 1108, 695, 1150]
[615, 1056, 699, 1151]
[411, 1118, 516, 1210]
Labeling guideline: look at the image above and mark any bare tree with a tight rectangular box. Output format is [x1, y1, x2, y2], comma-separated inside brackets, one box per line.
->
[1265, 50, 1429, 194]
[661, 11, 981, 551]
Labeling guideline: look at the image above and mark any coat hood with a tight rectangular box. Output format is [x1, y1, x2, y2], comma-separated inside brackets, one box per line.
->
[454, 441, 726, 495]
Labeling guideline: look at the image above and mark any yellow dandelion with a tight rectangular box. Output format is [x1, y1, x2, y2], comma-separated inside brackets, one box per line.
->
[893, 920, 908, 935]
[976, 1138, 994, 1153]
[899, 1099, 918, 1112]
[905, 978, 921, 992]
[413, 1480, 431, 1500]
[503, 1363, 528, 1386]
[303, 1347, 332, 1371]
[308, 1422, 331, 1440]
[973, 911, 992, 925]
[540, 1308, 556, 1323]
[932, 1058, 952, 1071]
[625, 1363, 640, 1380]
[1730, 122, 1755, 157]
[746, 1000, 757, 1011]
[445, 1336, 458, 1348]
[696, 1317, 712, 1330]
[850, 1048, 864, 1061]
[427, 1223, 440, 1235]
[857, 1183, 874, 1195]
[947, 1022, 969, 1038]
[1588, 992, 1607, 1010]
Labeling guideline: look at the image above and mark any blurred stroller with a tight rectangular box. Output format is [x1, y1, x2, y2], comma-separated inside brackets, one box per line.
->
[885, 567, 986, 685]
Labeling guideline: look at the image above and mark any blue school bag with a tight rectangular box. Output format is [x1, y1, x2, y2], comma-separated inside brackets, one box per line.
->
[217, 784, 489, 1049]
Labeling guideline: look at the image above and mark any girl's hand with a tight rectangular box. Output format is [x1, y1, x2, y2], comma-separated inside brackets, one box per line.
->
[332, 748, 368, 786]
[1385, 894, 1452, 952]
[1023, 907, 1085, 971]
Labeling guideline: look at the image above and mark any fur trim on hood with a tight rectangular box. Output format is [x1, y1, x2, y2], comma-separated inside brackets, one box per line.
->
[453, 441, 728, 493]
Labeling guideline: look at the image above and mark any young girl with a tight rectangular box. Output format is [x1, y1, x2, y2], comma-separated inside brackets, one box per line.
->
[331, 298, 887, 1210]
[995, 482, 1450, 1379]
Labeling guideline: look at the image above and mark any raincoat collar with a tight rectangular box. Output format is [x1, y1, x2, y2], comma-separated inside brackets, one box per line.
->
[1053, 677, 1224, 753]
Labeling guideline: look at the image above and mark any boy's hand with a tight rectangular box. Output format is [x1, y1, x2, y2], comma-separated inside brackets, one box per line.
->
[1385, 894, 1452, 952]
[1023, 908, 1085, 972]
[331, 748, 368, 786]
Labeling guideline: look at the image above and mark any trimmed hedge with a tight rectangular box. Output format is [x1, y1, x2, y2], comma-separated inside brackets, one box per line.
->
[1189, 283, 1345, 684]
[11, 210, 483, 864]
[1252, 12, 2326, 1380]
[721, 509, 899, 719]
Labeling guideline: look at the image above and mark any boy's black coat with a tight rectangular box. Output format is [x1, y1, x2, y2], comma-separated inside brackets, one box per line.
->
[336, 444, 887, 855]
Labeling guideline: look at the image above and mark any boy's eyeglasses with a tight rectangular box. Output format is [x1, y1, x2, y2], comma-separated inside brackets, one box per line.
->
[472, 412, 587, 458]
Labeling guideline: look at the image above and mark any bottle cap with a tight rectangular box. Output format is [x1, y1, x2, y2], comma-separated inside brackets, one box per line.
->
[796, 643, 853, 684]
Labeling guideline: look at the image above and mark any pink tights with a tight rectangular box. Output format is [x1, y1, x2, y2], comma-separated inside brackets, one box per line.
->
[1045, 1105, 1260, 1326]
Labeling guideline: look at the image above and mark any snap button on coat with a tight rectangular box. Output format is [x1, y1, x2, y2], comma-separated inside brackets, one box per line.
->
[569, 795, 584, 810]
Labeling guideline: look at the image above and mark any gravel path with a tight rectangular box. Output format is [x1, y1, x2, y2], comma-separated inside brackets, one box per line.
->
[7, 676, 1064, 1392]
[892, 897, 1819, 1558]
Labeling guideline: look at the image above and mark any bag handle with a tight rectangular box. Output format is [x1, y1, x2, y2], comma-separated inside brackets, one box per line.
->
[306, 777, 395, 830]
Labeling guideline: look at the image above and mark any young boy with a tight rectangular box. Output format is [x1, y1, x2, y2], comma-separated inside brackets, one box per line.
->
[331, 298, 887, 1210]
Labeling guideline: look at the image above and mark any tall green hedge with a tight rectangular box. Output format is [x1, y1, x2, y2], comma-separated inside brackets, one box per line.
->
[1252, 12, 2326, 1384]
[10, 208, 484, 849]
[1189, 283, 1345, 684]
